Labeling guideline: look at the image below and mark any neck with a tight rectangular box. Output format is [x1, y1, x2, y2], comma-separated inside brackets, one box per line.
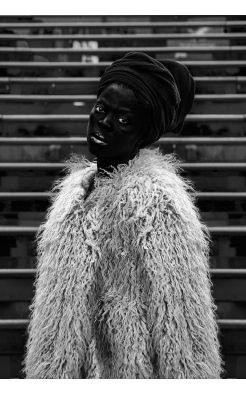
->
[97, 148, 139, 176]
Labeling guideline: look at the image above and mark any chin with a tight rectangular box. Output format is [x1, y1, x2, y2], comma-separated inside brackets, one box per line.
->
[87, 142, 108, 158]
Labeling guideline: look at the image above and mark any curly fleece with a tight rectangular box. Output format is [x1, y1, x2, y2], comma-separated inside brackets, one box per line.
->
[23, 147, 222, 379]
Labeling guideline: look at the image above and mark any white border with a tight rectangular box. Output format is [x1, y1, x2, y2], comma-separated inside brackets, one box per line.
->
[1, 2, 246, 15]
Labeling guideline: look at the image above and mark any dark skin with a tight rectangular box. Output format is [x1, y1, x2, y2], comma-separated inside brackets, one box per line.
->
[86, 83, 148, 177]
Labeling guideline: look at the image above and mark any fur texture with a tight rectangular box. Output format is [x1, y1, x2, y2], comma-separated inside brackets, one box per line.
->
[23, 147, 222, 379]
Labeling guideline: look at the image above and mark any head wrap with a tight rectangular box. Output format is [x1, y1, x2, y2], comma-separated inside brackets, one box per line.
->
[97, 52, 195, 148]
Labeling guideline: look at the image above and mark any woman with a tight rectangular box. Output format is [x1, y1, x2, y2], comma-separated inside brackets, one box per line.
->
[24, 52, 222, 379]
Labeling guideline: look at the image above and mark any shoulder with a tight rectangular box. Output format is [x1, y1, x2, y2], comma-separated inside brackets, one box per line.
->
[43, 155, 97, 225]
[52, 153, 97, 193]
[119, 148, 209, 243]
[122, 148, 195, 213]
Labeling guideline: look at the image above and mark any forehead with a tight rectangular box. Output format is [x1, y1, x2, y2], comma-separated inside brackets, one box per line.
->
[97, 83, 141, 113]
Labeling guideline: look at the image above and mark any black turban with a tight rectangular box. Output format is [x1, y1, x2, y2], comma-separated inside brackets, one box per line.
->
[97, 52, 195, 148]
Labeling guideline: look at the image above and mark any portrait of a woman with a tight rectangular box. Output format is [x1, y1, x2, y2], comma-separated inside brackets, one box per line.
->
[23, 52, 222, 379]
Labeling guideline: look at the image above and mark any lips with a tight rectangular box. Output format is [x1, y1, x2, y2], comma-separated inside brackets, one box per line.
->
[90, 132, 108, 146]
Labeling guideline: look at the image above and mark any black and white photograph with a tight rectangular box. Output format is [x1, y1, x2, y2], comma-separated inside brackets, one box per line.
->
[0, 7, 245, 384]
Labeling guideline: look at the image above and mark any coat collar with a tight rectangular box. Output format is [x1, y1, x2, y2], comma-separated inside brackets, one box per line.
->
[74, 147, 181, 188]
[61, 147, 183, 206]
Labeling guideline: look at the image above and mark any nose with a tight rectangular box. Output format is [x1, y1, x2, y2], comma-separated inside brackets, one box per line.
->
[98, 113, 113, 131]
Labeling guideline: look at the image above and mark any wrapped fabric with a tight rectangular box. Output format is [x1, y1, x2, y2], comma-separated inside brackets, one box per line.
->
[97, 52, 195, 147]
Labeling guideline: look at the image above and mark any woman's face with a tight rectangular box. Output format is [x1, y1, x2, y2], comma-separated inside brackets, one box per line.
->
[86, 83, 146, 160]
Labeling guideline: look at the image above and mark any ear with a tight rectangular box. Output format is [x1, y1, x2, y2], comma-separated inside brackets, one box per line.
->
[137, 128, 148, 146]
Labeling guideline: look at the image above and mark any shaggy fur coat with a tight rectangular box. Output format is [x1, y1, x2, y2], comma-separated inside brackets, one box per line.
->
[24, 147, 222, 379]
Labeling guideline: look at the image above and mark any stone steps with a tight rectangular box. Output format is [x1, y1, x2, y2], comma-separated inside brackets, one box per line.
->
[0, 14, 246, 378]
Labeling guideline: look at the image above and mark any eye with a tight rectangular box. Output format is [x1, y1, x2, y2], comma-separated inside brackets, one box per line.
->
[95, 105, 105, 113]
[118, 117, 128, 125]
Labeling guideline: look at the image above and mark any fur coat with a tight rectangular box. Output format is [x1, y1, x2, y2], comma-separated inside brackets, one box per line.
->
[24, 147, 222, 379]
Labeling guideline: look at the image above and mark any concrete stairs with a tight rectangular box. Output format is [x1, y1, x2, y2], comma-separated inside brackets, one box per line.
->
[0, 15, 246, 378]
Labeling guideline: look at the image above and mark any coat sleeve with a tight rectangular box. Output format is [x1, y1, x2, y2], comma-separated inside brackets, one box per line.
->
[125, 177, 223, 379]
[23, 167, 97, 379]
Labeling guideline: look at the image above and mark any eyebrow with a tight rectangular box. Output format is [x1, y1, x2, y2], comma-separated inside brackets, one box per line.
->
[96, 98, 133, 115]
